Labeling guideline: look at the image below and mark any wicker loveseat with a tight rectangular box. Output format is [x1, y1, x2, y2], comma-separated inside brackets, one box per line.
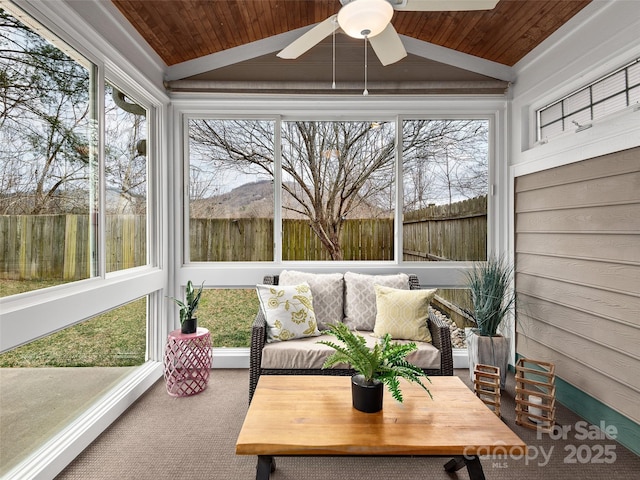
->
[249, 272, 454, 402]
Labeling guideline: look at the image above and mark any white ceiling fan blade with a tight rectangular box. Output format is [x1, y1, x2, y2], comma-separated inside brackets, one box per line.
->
[277, 15, 339, 59]
[393, 0, 499, 11]
[369, 24, 407, 66]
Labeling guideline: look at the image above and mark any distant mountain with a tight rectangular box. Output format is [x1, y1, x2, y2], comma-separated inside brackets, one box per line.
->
[190, 179, 387, 219]
[190, 180, 275, 218]
[215, 180, 274, 209]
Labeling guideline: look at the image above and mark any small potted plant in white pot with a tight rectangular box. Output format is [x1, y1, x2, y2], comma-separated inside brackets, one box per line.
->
[169, 280, 204, 334]
[318, 322, 432, 413]
[465, 256, 516, 389]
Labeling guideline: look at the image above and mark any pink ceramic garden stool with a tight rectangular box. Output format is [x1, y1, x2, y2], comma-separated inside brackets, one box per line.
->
[163, 327, 212, 396]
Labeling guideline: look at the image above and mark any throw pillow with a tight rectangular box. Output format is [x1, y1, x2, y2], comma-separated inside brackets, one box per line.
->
[279, 270, 344, 330]
[256, 282, 320, 343]
[343, 272, 410, 331]
[373, 285, 437, 343]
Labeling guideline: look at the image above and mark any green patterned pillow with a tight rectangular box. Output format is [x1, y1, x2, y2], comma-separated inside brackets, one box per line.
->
[256, 282, 320, 343]
[372, 285, 437, 343]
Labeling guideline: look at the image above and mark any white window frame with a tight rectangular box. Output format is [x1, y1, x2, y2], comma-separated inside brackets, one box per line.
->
[0, 2, 169, 478]
[174, 95, 508, 292]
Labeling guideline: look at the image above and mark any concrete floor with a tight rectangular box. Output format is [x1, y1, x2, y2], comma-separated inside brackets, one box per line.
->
[0, 367, 135, 476]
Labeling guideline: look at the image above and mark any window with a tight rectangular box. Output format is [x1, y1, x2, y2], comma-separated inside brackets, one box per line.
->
[281, 120, 395, 261]
[0, 296, 147, 475]
[537, 59, 640, 141]
[0, 9, 98, 293]
[105, 82, 148, 272]
[402, 119, 488, 262]
[0, 7, 160, 476]
[187, 117, 489, 264]
[196, 288, 258, 347]
[188, 118, 275, 262]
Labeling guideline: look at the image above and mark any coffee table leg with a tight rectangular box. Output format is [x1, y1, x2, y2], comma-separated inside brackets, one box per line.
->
[444, 456, 485, 480]
[256, 455, 275, 480]
[464, 455, 485, 480]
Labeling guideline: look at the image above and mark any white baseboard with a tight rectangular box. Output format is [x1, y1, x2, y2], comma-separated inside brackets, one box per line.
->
[453, 348, 469, 369]
[212, 348, 250, 368]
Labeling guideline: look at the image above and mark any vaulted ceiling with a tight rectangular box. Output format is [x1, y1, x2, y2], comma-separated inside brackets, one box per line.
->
[111, 0, 592, 94]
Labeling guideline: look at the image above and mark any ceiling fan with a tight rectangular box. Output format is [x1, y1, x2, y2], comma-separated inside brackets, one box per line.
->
[277, 0, 500, 66]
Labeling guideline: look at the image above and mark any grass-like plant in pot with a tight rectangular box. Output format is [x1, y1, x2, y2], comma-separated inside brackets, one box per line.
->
[318, 322, 432, 413]
[466, 256, 516, 337]
[169, 280, 204, 334]
[465, 255, 516, 389]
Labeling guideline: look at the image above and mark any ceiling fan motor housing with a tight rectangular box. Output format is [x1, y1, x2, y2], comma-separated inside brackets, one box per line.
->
[338, 0, 394, 39]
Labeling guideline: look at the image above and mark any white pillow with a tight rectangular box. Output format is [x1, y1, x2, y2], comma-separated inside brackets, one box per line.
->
[343, 272, 409, 331]
[256, 282, 320, 343]
[373, 285, 437, 343]
[279, 270, 344, 330]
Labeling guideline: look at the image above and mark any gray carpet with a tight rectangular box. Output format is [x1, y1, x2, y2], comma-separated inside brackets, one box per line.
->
[56, 369, 639, 479]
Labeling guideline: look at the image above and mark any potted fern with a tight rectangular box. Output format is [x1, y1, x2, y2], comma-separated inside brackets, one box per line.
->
[318, 322, 432, 413]
[465, 256, 516, 389]
[169, 280, 204, 334]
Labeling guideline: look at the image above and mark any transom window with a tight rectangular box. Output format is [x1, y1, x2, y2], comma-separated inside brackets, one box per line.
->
[537, 59, 640, 141]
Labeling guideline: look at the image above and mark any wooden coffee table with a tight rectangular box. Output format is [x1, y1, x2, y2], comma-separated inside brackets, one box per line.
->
[236, 375, 526, 480]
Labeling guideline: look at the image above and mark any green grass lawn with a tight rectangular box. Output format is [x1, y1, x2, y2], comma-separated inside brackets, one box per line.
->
[0, 282, 258, 368]
[0, 278, 71, 296]
[197, 288, 258, 347]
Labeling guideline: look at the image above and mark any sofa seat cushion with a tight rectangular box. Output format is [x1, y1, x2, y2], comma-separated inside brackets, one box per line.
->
[260, 331, 441, 370]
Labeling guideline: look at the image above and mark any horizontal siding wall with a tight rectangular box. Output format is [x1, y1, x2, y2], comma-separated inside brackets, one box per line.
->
[514, 147, 640, 426]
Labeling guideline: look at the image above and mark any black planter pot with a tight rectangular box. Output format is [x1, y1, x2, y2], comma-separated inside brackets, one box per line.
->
[351, 374, 383, 413]
[181, 317, 198, 334]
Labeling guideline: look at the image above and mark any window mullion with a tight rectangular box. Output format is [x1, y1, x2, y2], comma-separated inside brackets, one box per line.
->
[274, 117, 283, 263]
[94, 65, 106, 278]
[395, 115, 403, 265]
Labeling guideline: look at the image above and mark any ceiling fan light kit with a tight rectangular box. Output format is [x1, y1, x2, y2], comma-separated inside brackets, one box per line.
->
[338, 0, 394, 39]
[276, 0, 501, 93]
[278, 0, 499, 65]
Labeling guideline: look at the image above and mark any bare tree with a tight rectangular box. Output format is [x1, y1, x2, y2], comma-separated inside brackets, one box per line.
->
[280, 121, 395, 260]
[104, 84, 147, 214]
[190, 118, 488, 260]
[0, 9, 92, 214]
[190, 120, 395, 260]
[402, 120, 488, 209]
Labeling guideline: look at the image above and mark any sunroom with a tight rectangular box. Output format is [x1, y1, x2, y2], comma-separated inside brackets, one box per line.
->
[0, 1, 638, 479]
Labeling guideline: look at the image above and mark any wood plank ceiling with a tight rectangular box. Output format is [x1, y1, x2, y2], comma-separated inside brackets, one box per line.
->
[111, 0, 591, 93]
[112, 0, 591, 67]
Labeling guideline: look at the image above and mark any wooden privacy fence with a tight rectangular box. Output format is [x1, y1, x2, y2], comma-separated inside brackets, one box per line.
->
[0, 197, 486, 279]
[0, 214, 146, 280]
[190, 218, 273, 262]
[403, 196, 487, 313]
[190, 218, 394, 261]
[403, 196, 487, 262]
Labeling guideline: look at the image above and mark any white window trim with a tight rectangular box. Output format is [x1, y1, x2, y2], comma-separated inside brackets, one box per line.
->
[1, 2, 170, 479]
[173, 95, 508, 292]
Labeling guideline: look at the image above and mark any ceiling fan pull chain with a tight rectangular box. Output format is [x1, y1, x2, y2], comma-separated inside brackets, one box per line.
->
[363, 35, 369, 96]
[332, 18, 336, 89]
